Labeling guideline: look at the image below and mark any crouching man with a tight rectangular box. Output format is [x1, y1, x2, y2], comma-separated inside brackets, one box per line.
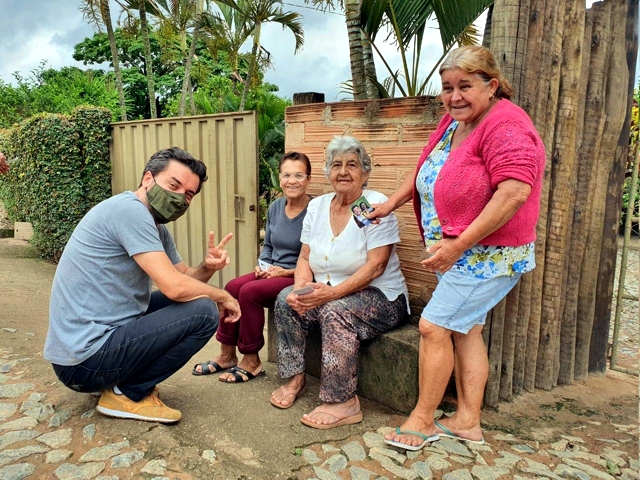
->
[43, 147, 240, 423]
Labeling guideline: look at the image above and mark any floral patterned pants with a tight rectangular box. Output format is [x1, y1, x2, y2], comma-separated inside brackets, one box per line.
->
[274, 285, 407, 403]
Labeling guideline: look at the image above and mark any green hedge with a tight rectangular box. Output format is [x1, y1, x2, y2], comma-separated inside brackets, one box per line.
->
[0, 107, 112, 261]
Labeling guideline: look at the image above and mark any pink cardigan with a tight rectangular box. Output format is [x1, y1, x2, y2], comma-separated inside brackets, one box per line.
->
[412, 99, 545, 246]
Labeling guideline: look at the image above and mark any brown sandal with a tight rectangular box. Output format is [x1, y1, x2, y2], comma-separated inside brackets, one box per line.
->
[300, 409, 363, 430]
[270, 383, 306, 409]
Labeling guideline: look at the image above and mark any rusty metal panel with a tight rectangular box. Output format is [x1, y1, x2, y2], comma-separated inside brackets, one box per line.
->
[110, 112, 259, 288]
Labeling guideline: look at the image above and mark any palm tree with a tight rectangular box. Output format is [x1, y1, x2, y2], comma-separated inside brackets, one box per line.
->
[80, 0, 128, 120]
[213, 0, 254, 83]
[344, 0, 366, 100]
[304, 0, 377, 99]
[217, 0, 304, 111]
[117, 0, 159, 118]
[306, 0, 491, 99]
[149, 0, 204, 115]
[139, 0, 158, 118]
[359, 0, 493, 97]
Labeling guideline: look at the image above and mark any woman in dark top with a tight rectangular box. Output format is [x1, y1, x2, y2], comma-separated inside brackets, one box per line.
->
[192, 152, 312, 382]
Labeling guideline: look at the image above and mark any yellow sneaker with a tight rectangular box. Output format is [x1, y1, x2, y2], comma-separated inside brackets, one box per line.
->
[97, 388, 181, 423]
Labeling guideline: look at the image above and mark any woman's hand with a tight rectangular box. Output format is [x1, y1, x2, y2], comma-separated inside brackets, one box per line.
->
[368, 201, 393, 224]
[254, 266, 269, 279]
[286, 283, 334, 315]
[420, 238, 466, 274]
[267, 266, 292, 278]
[286, 289, 308, 315]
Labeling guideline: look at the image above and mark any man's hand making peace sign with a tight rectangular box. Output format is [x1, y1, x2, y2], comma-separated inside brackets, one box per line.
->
[202, 231, 234, 272]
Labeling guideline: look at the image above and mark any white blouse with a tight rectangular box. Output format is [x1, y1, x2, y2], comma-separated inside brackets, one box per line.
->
[300, 190, 409, 310]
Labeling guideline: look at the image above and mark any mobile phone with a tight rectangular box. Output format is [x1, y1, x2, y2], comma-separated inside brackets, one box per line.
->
[293, 285, 314, 295]
[258, 259, 272, 271]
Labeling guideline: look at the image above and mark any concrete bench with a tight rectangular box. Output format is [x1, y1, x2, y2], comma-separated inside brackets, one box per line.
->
[267, 310, 421, 413]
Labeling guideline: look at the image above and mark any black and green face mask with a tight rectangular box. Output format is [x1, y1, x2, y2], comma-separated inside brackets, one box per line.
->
[146, 178, 190, 224]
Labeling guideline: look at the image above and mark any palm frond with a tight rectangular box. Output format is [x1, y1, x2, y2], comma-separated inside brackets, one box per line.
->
[271, 11, 304, 53]
[457, 23, 481, 47]
[430, 0, 493, 50]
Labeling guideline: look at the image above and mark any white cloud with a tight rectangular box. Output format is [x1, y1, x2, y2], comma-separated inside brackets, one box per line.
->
[1, 0, 634, 101]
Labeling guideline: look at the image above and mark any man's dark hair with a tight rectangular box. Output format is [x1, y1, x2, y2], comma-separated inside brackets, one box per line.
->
[141, 147, 208, 193]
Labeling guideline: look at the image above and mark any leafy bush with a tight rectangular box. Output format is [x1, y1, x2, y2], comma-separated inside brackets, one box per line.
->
[0, 64, 120, 129]
[0, 107, 112, 261]
[620, 175, 639, 235]
[621, 91, 639, 234]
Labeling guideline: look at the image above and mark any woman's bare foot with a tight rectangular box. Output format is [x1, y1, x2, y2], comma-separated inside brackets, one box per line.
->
[384, 411, 438, 448]
[193, 356, 237, 374]
[193, 345, 238, 375]
[270, 373, 306, 408]
[435, 414, 484, 443]
[219, 354, 263, 382]
[301, 396, 361, 427]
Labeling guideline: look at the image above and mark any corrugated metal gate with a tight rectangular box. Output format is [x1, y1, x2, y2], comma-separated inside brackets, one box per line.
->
[110, 112, 259, 288]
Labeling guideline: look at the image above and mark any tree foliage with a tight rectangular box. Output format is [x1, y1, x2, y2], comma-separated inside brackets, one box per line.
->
[359, 0, 492, 97]
[0, 107, 112, 261]
[73, 26, 250, 118]
[216, 0, 304, 111]
[0, 64, 120, 129]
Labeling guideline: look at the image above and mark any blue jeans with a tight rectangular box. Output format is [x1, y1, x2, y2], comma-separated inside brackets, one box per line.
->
[52, 291, 218, 401]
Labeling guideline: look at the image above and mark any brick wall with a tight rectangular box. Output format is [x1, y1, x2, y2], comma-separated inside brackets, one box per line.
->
[285, 96, 445, 314]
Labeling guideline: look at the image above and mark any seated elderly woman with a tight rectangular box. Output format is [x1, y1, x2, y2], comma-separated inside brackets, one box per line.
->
[269, 135, 409, 429]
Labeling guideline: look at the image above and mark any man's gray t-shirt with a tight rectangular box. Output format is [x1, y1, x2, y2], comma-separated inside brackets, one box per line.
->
[43, 192, 182, 366]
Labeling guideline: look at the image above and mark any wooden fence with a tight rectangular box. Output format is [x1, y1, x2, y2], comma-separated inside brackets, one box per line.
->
[283, 0, 637, 408]
[485, 0, 638, 404]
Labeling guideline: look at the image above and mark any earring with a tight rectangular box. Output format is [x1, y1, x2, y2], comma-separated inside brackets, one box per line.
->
[490, 92, 495, 100]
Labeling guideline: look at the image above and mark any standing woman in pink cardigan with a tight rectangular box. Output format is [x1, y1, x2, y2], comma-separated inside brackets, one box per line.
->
[372, 45, 546, 451]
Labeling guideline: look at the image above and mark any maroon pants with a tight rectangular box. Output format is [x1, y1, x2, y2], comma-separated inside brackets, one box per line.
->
[216, 272, 294, 354]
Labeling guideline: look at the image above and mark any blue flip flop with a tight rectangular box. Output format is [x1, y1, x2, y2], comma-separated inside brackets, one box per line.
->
[384, 426, 440, 451]
[435, 420, 485, 445]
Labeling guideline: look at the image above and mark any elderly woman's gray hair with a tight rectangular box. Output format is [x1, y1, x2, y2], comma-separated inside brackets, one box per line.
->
[324, 135, 372, 186]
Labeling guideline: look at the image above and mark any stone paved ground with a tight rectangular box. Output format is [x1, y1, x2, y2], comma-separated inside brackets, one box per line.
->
[0, 218, 638, 479]
[610, 238, 639, 373]
[0, 347, 638, 480]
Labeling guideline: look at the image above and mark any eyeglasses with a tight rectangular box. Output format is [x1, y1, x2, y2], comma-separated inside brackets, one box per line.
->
[279, 173, 308, 181]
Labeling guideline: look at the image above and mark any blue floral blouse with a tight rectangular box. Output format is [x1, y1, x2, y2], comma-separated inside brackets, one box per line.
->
[416, 121, 535, 278]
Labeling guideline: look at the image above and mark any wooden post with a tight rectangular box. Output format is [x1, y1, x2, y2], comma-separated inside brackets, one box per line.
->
[572, 2, 611, 379]
[490, 0, 531, 105]
[557, 7, 592, 386]
[590, 0, 638, 373]
[531, 0, 567, 391]
[484, 298, 506, 408]
[512, 272, 532, 394]
[522, 0, 565, 392]
[499, 283, 521, 401]
[292, 92, 325, 105]
[577, 0, 630, 378]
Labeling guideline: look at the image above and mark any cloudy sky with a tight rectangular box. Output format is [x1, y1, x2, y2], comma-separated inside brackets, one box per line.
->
[0, 0, 634, 103]
[0, 0, 477, 101]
